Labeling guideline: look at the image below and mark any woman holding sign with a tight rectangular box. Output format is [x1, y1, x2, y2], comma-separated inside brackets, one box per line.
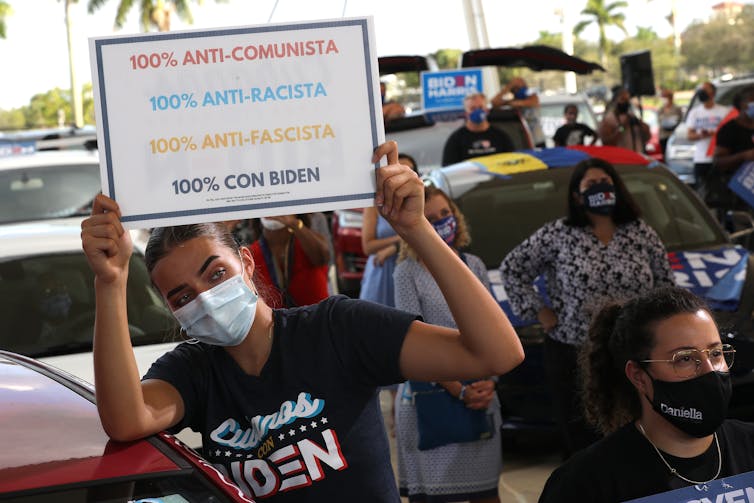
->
[80, 141, 524, 502]
[539, 286, 754, 502]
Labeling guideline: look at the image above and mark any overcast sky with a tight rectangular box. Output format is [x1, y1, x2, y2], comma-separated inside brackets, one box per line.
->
[0, 0, 727, 109]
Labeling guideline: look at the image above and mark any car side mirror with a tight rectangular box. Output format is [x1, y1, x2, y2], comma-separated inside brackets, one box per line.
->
[727, 210, 754, 242]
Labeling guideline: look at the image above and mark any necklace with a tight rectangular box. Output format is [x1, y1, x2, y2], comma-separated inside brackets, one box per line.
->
[637, 422, 722, 485]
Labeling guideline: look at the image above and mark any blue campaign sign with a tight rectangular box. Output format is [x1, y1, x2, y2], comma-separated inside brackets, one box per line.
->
[623, 470, 754, 502]
[729, 161, 754, 209]
[421, 69, 483, 112]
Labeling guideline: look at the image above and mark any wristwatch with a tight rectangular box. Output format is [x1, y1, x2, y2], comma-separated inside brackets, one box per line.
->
[287, 219, 304, 233]
[458, 384, 467, 401]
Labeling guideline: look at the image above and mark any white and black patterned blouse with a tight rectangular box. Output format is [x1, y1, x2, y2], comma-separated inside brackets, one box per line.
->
[500, 218, 674, 346]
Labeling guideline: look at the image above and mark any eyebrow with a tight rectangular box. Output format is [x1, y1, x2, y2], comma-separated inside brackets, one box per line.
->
[667, 342, 724, 353]
[165, 255, 219, 300]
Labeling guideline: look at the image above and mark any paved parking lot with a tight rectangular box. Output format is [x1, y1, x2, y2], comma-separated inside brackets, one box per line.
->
[380, 391, 560, 502]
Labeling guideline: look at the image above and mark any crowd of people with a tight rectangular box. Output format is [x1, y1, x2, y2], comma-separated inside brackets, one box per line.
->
[75, 82, 754, 503]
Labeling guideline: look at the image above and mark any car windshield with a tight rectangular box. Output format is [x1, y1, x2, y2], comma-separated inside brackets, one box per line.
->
[0, 164, 101, 224]
[2, 472, 233, 502]
[0, 251, 179, 358]
[457, 167, 725, 268]
[539, 101, 598, 144]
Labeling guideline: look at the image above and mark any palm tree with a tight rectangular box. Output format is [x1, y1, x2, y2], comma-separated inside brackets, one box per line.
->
[87, 0, 199, 32]
[63, 0, 84, 127]
[0, 1, 12, 39]
[573, 0, 628, 69]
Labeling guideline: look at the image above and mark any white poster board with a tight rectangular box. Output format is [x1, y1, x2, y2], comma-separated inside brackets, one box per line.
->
[89, 17, 383, 228]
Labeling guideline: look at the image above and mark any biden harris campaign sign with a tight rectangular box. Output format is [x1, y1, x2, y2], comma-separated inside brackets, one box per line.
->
[624, 470, 754, 503]
[421, 69, 483, 114]
[90, 17, 383, 228]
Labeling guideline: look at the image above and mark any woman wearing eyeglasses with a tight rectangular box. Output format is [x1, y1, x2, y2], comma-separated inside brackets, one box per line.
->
[539, 286, 753, 502]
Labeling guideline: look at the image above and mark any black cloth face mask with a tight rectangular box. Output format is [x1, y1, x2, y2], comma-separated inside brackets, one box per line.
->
[581, 182, 616, 216]
[646, 370, 732, 438]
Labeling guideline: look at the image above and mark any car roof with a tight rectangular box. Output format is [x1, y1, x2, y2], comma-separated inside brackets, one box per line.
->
[539, 93, 591, 105]
[0, 351, 179, 494]
[427, 146, 657, 199]
[0, 217, 88, 258]
[0, 149, 99, 172]
[460, 46, 605, 74]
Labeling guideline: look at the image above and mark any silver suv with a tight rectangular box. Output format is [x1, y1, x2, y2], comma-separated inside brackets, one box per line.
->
[665, 74, 754, 185]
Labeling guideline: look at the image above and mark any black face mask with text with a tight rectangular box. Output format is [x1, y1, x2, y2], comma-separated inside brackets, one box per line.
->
[581, 182, 616, 216]
[646, 370, 732, 438]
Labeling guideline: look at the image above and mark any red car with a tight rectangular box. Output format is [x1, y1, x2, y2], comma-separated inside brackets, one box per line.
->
[0, 350, 252, 502]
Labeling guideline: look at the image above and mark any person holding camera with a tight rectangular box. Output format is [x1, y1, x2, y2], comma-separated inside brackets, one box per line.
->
[598, 86, 651, 153]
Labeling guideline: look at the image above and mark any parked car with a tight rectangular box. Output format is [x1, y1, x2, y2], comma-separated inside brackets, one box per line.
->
[538, 93, 600, 148]
[0, 125, 98, 153]
[426, 146, 754, 429]
[0, 217, 180, 385]
[0, 349, 251, 501]
[665, 74, 754, 185]
[0, 149, 101, 224]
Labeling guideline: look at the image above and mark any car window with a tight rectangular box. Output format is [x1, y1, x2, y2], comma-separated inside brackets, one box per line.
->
[2, 472, 233, 502]
[0, 252, 178, 358]
[0, 164, 101, 224]
[457, 168, 724, 268]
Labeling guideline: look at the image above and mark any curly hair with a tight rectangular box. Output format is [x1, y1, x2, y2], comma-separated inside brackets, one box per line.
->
[580, 286, 710, 434]
[399, 186, 471, 262]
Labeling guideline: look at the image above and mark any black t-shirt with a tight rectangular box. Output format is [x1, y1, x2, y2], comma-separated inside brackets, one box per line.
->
[144, 296, 417, 502]
[441, 124, 514, 166]
[539, 420, 754, 503]
[553, 122, 597, 146]
[716, 119, 754, 155]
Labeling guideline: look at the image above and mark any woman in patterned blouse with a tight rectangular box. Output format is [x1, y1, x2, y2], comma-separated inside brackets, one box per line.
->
[500, 157, 674, 459]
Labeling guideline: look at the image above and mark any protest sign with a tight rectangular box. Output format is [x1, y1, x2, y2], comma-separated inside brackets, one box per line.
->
[729, 161, 754, 210]
[89, 17, 383, 228]
[623, 470, 754, 503]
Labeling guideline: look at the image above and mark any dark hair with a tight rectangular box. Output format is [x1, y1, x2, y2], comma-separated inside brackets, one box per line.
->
[581, 287, 710, 434]
[563, 104, 578, 115]
[145, 223, 238, 273]
[398, 153, 419, 174]
[733, 85, 754, 111]
[564, 157, 641, 227]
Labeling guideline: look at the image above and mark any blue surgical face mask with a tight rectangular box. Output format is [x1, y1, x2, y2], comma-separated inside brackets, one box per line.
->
[746, 102, 754, 120]
[468, 107, 486, 124]
[514, 86, 529, 100]
[172, 273, 258, 347]
[432, 214, 457, 245]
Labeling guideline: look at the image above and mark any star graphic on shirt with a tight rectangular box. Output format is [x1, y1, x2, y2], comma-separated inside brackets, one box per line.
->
[288, 429, 296, 437]
[215, 449, 221, 457]
[224, 451, 232, 457]
[247, 454, 254, 459]
[278, 433, 285, 441]
[321, 417, 328, 425]
[299, 424, 307, 432]
[310, 421, 318, 429]
[236, 453, 243, 458]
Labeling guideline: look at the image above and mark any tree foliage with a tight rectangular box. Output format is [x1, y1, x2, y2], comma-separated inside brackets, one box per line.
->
[87, 0, 218, 32]
[0, 84, 94, 130]
[432, 49, 462, 70]
[0, 0, 12, 38]
[681, 5, 754, 77]
[574, 0, 628, 69]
